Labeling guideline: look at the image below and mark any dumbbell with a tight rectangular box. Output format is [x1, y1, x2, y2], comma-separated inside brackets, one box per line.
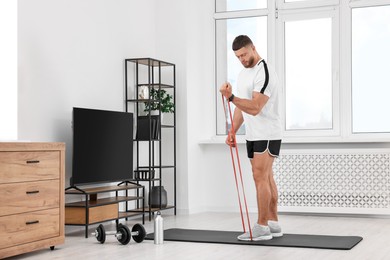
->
[92, 223, 146, 245]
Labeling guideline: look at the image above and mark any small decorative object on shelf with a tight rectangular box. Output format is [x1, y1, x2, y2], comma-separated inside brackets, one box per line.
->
[150, 186, 168, 208]
[138, 86, 149, 99]
[134, 169, 155, 180]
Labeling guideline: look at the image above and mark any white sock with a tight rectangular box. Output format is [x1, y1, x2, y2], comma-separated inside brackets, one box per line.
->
[268, 220, 279, 227]
[255, 223, 269, 230]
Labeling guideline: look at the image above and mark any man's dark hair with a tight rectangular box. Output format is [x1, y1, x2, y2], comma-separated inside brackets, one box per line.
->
[232, 35, 253, 51]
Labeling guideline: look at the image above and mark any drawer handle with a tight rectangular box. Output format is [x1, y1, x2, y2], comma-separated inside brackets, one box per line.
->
[26, 220, 39, 225]
[26, 190, 40, 194]
[26, 160, 40, 164]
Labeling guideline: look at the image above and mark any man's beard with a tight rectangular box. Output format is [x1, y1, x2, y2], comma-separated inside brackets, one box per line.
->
[243, 56, 255, 68]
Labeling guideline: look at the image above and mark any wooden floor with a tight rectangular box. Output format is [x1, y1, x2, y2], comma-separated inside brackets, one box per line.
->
[8, 212, 390, 260]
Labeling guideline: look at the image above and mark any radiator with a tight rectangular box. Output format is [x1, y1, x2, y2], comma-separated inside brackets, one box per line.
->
[273, 149, 390, 214]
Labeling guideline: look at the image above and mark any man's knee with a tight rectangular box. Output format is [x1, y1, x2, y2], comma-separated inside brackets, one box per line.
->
[252, 168, 270, 184]
[252, 163, 273, 181]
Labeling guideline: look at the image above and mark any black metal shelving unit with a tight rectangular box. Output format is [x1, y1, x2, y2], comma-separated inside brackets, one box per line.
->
[125, 58, 176, 221]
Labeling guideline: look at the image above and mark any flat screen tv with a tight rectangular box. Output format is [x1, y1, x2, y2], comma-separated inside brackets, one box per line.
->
[71, 107, 133, 186]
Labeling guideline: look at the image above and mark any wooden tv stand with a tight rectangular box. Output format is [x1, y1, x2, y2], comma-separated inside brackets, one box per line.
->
[65, 182, 145, 237]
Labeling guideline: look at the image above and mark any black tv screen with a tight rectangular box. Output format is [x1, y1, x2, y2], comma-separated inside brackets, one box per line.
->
[71, 107, 133, 186]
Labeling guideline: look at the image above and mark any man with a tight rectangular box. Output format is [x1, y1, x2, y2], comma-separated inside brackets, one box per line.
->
[220, 35, 283, 241]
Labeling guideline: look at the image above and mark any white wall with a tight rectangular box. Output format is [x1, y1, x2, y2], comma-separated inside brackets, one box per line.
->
[153, 0, 217, 213]
[18, 0, 157, 188]
[0, 0, 17, 140]
[153, 0, 189, 214]
[149, 0, 217, 214]
[182, 1, 221, 213]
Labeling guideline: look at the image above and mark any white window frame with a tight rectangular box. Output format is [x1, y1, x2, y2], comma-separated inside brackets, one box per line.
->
[277, 0, 339, 10]
[343, 0, 390, 142]
[276, 6, 340, 142]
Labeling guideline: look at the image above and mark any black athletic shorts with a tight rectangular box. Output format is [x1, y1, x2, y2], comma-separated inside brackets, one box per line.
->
[246, 140, 282, 159]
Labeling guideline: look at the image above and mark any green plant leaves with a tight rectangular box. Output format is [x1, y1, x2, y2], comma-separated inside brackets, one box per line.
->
[144, 88, 174, 113]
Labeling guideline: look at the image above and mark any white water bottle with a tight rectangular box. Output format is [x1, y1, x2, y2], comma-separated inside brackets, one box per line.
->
[154, 211, 163, 244]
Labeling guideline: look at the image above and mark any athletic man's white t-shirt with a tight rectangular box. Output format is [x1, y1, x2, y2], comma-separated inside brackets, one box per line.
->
[237, 59, 282, 141]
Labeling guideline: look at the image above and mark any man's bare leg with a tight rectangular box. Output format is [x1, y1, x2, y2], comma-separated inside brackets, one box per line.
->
[251, 152, 275, 225]
[237, 152, 275, 241]
[268, 169, 279, 221]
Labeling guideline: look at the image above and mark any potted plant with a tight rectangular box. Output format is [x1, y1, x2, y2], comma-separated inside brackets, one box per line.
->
[144, 88, 174, 114]
[137, 88, 174, 140]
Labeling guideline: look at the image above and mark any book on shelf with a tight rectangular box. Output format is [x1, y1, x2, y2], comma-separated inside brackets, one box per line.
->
[136, 115, 160, 140]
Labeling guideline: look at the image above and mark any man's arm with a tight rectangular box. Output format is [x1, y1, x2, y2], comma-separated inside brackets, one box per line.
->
[232, 92, 268, 116]
[226, 107, 243, 146]
[231, 107, 244, 133]
[220, 82, 269, 116]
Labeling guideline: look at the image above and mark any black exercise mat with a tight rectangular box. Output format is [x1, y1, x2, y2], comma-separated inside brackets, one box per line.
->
[145, 228, 362, 250]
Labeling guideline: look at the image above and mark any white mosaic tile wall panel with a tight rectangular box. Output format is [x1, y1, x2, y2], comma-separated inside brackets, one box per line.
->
[273, 150, 390, 209]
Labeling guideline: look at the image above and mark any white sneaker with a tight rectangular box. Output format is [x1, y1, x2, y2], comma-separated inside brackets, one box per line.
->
[237, 224, 272, 241]
[268, 220, 283, 237]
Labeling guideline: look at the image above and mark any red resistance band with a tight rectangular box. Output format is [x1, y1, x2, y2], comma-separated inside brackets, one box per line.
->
[221, 95, 252, 240]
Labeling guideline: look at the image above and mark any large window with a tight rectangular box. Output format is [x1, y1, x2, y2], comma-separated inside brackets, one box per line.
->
[352, 4, 390, 133]
[284, 17, 333, 131]
[215, 0, 390, 142]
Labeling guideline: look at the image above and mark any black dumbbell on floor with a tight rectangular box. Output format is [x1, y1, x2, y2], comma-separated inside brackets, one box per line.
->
[92, 223, 146, 245]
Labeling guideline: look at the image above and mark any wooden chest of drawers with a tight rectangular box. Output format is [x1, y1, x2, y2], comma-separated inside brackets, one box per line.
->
[0, 142, 65, 259]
